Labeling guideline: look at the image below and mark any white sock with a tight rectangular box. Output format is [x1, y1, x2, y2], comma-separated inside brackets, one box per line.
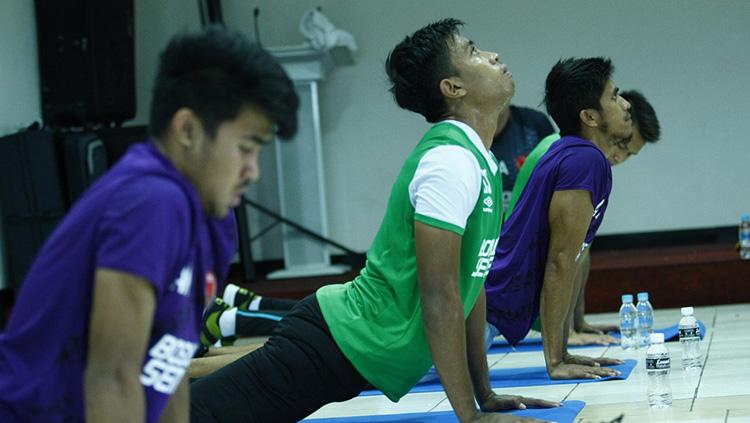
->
[218, 307, 237, 337]
[223, 284, 241, 307]
[248, 296, 263, 311]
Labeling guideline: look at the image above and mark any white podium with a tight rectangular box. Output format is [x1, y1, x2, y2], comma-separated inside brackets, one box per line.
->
[265, 46, 350, 279]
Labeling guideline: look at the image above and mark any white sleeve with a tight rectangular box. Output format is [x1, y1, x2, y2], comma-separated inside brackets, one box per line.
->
[408, 145, 482, 232]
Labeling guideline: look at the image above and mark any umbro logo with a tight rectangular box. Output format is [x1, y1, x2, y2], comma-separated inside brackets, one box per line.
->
[483, 196, 494, 213]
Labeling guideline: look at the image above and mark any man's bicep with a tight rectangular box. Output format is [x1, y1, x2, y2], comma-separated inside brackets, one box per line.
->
[87, 269, 157, 372]
[548, 189, 594, 257]
[414, 221, 462, 292]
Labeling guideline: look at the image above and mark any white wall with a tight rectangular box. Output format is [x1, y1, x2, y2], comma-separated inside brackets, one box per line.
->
[0, 0, 41, 289]
[2, 1, 748, 272]
[218, 0, 750, 255]
[132, 0, 203, 125]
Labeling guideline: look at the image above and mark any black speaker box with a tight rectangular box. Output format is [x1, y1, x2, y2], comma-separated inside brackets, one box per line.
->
[0, 128, 67, 292]
[34, 0, 135, 127]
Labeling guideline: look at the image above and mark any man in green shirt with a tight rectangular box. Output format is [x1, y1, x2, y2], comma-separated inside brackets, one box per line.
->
[190, 18, 558, 423]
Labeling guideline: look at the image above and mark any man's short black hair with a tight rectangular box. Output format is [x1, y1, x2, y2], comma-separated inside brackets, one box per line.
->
[149, 25, 298, 140]
[621, 90, 660, 143]
[544, 57, 613, 136]
[385, 18, 463, 123]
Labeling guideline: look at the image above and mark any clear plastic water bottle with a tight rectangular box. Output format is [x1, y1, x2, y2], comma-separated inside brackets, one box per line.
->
[740, 213, 750, 260]
[646, 332, 673, 408]
[679, 306, 703, 369]
[636, 292, 654, 348]
[619, 294, 639, 350]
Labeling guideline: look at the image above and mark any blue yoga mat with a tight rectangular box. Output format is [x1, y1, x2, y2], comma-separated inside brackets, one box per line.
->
[304, 400, 586, 423]
[488, 337, 623, 354]
[361, 359, 636, 396]
[487, 336, 617, 354]
[488, 321, 707, 354]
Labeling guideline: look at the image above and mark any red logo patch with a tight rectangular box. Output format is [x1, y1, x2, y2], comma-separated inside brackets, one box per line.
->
[204, 272, 217, 308]
[515, 154, 527, 170]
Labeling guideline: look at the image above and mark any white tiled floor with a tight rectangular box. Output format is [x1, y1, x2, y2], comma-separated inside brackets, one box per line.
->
[307, 303, 750, 422]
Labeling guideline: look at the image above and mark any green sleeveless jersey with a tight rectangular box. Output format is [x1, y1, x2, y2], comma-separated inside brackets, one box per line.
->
[317, 122, 503, 401]
[505, 132, 560, 221]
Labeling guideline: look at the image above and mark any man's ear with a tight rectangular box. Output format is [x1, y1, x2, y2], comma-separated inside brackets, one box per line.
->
[579, 108, 600, 129]
[171, 108, 204, 149]
[440, 77, 466, 100]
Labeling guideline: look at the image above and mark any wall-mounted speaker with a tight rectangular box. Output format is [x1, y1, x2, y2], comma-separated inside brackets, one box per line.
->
[34, 0, 135, 127]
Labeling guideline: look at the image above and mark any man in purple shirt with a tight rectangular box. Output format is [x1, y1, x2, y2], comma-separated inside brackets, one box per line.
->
[485, 57, 630, 379]
[0, 26, 297, 422]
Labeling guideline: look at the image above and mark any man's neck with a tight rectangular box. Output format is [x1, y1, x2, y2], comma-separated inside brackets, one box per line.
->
[578, 127, 616, 155]
[447, 106, 504, 150]
[154, 135, 189, 176]
[494, 106, 512, 137]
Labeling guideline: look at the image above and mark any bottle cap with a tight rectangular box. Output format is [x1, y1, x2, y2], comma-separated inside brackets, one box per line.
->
[637, 292, 649, 301]
[742, 213, 750, 221]
[621, 294, 633, 303]
[650, 333, 664, 344]
[681, 306, 694, 316]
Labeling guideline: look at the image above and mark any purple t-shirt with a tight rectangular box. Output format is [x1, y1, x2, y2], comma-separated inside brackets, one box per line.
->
[485, 136, 612, 345]
[0, 141, 233, 422]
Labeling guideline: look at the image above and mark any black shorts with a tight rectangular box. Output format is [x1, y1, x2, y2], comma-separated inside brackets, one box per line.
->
[190, 294, 368, 422]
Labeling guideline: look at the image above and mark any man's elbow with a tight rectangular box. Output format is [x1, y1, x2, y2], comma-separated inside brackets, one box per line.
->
[420, 284, 461, 318]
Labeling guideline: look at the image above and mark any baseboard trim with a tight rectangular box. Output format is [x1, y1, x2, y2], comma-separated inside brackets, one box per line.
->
[592, 225, 737, 251]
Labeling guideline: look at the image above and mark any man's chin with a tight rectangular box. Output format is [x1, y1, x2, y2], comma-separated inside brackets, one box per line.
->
[206, 203, 233, 219]
[229, 192, 244, 208]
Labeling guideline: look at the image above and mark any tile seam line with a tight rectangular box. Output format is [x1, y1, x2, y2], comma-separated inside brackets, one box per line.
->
[689, 307, 717, 412]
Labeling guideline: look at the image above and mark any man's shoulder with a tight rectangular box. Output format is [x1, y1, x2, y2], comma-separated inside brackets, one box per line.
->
[103, 171, 190, 206]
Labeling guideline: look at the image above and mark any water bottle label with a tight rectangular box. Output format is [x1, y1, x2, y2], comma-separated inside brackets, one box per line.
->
[679, 327, 700, 339]
[646, 356, 671, 370]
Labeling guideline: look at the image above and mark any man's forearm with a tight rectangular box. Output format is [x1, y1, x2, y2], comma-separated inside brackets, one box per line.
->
[572, 252, 591, 331]
[422, 291, 477, 422]
[540, 254, 578, 370]
[465, 289, 493, 404]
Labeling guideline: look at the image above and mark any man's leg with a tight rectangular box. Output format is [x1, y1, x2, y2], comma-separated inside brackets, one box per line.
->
[201, 300, 287, 346]
[258, 296, 297, 311]
[235, 309, 285, 336]
[190, 294, 368, 423]
[222, 283, 297, 311]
